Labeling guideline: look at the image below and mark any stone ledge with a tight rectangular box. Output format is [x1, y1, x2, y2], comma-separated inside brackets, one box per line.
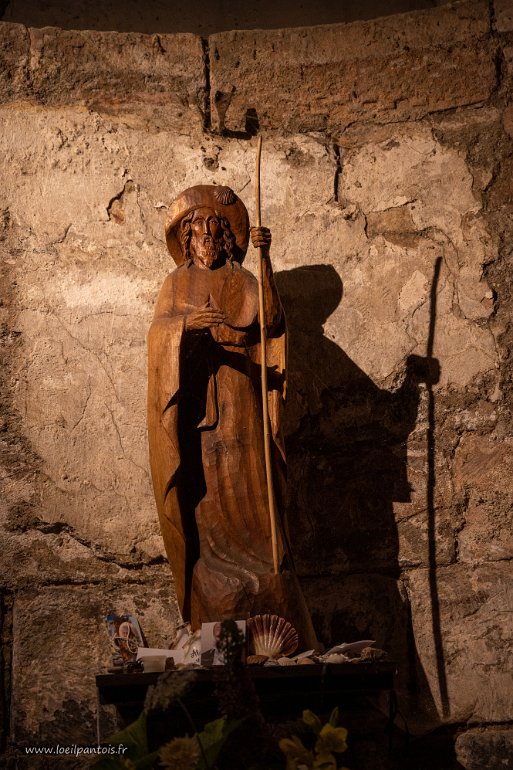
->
[0, 22, 206, 129]
[209, 0, 496, 133]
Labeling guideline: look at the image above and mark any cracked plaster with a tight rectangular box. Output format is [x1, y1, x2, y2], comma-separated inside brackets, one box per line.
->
[4, 116, 499, 560]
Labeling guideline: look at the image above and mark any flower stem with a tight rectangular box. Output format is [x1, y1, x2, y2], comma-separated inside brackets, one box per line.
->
[177, 698, 210, 769]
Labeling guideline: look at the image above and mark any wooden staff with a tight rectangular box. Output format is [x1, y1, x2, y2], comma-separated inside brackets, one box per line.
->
[255, 136, 279, 575]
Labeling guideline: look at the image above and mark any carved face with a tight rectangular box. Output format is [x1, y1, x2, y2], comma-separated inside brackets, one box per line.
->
[189, 206, 224, 269]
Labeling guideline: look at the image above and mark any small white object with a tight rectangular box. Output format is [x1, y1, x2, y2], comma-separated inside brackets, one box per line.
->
[138, 629, 202, 667]
[292, 649, 315, 662]
[138, 647, 175, 660]
[322, 653, 350, 663]
[327, 640, 376, 656]
[142, 655, 168, 673]
[200, 620, 246, 666]
[181, 630, 201, 665]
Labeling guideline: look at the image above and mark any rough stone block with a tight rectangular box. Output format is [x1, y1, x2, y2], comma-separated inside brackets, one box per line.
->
[503, 104, 513, 138]
[0, 22, 28, 102]
[453, 434, 513, 563]
[209, 1, 495, 133]
[494, 0, 513, 32]
[1, 525, 129, 589]
[503, 44, 513, 81]
[11, 584, 178, 745]
[396, 505, 456, 570]
[406, 563, 513, 724]
[366, 204, 416, 237]
[455, 728, 513, 770]
[488, 154, 513, 210]
[336, 124, 496, 386]
[392, 389, 487, 571]
[0, 22, 206, 130]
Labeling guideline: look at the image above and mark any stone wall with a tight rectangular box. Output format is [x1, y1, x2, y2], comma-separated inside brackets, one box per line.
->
[0, 0, 512, 766]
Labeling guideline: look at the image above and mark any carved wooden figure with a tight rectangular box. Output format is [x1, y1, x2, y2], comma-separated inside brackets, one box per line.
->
[148, 185, 317, 649]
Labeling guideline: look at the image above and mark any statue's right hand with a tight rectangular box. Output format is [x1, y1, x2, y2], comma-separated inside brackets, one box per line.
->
[185, 302, 225, 331]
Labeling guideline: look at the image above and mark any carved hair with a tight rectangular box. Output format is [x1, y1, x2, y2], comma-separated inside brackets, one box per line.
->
[179, 209, 237, 264]
[179, 212, 194, 262]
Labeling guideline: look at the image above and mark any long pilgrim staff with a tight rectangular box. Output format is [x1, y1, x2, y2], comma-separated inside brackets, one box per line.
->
[255, 137, 280, 575]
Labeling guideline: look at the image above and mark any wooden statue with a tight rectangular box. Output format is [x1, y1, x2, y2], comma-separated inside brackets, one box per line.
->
[147, 184, 317, 649]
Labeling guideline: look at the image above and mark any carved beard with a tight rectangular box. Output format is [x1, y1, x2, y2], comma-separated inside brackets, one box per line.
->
[191, 236, 223, 268]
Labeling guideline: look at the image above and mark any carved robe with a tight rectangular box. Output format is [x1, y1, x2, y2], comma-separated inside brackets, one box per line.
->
[149, 256, 308, 620]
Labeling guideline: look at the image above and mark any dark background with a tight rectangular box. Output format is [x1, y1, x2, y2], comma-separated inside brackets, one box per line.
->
[1, 0, 450, 34]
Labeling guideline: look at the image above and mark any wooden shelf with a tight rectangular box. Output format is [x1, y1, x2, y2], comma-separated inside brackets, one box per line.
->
[96, 661, 396, 743]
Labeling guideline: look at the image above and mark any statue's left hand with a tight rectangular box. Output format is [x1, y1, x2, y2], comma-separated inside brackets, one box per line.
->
[250, 226, 272, 251]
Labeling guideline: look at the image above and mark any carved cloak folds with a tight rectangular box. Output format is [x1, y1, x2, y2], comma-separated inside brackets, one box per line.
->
[148, 186, 317, 648]
[148, 259, 289, 620]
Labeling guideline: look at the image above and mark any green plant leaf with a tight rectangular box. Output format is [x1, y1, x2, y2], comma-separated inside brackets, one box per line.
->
[302, 709, 322, 735]
[328, 707, 339, 728]
[92, 712, 149, 768]
[196, 716, 243, 770]
[134, 750, 160, 769]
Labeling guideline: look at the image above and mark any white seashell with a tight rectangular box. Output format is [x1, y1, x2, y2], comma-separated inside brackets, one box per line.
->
[293, 649, 316, 661]
[328, 640, 376, 656]
[247, 614, 299, 659]
[277, 656, 296, 666]
[298, 657, 316, 665]
[322, 653, 350, 664]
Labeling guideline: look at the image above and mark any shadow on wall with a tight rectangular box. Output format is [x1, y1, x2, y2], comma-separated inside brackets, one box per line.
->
[275, 263, 445, 726]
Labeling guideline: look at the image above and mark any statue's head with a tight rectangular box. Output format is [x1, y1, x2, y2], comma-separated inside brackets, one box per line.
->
[165, 185, 250, 267]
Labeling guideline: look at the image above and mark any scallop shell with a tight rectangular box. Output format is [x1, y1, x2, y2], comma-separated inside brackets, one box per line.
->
[247, 614, 299, 659]
[214, 186, 237, 205]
